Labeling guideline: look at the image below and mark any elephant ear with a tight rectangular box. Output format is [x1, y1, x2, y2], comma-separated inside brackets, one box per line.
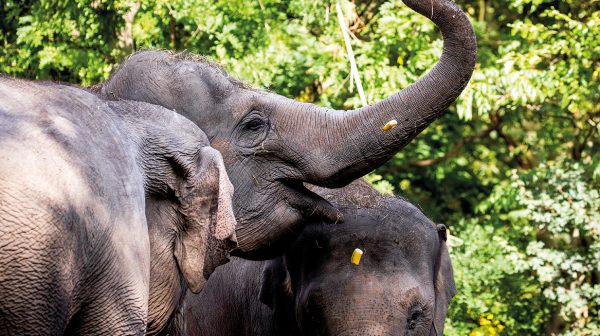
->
[431, 224, 457, 335]
[259, 257, 298, 333]
[173, 146, 237, 293]
[259, 257, 293, 310]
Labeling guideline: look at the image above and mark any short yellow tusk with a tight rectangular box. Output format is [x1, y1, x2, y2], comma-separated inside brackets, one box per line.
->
[383, 119, 398, 132]
[351, 248, 363, 265]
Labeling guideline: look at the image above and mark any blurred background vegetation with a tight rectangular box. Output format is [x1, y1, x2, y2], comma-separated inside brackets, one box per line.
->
[1, 0, 598, 334]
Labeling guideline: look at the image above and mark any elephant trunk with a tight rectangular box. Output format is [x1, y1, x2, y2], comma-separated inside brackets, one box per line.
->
[295, 0, 476, 187]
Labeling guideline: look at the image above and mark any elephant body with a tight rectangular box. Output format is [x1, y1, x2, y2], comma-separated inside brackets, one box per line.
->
[0, 78, 237, 335]
[182, 180, 456, 336]
[0, 79, 149, 334]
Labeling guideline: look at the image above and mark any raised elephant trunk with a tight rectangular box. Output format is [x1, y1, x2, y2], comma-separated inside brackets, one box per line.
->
[295, 0, 476, 187]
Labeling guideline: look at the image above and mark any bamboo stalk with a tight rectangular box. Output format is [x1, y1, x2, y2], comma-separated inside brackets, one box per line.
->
[336, 1, 367, 107]
[479, 0, 485, 22]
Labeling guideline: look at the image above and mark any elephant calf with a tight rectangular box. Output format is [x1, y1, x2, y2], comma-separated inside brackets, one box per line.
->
[182, 180, 455, 336]
[0, 78, 236, 335]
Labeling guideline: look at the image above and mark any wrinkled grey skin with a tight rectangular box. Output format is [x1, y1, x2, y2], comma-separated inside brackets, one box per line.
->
[182, 180, 455, 336]
[97, 0, 476, 258]
[0, 78, 237, 335]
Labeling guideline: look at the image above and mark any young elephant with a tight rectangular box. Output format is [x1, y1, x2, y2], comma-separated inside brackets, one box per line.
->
[0, 78, 236, 335]
[182, 180, 455, 336]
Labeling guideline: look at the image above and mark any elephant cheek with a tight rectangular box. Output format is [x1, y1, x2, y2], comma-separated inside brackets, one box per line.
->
[234, 200, 304, 257]
[210, 137, 238, 168]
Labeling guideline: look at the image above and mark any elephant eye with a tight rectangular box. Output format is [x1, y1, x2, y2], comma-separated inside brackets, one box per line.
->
[406, 303, 431, 332]
[407, 307, 423, 330]
[244, 117, 266, 131]
[235, 112, 270, 149]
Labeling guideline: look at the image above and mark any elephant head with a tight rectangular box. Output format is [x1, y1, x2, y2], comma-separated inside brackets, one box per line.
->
[99, 0, 476, 257]
[179, 180, 456, 336]
[112, 100, 238, 334]
[260, 196, 456, 336]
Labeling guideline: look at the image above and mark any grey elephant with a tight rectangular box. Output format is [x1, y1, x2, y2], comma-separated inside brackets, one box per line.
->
[181, 180, 456, 336]
[0, 77, 236, 335]
[97, 0, 476, 258]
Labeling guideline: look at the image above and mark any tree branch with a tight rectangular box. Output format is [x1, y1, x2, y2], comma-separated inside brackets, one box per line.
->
[491, 113, 534, 169]
[572, 111, 600, 161]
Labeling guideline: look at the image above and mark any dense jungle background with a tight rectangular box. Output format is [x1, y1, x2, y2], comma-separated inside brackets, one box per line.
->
[1, 0, 598, 334]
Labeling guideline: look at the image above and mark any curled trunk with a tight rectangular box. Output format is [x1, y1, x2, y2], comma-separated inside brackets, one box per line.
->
[294, 0, 476, 186]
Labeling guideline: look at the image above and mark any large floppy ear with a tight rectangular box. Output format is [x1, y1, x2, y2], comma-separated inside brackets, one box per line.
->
[259, 257, 293, 310]
[173, 146, 237, 293]
[432, 224, 457, 335]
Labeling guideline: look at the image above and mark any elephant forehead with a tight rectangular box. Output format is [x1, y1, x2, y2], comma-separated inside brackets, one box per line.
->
[305, 210, 436, 246]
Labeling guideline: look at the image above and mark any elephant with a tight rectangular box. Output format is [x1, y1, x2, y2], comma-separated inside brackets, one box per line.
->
[96, 0, 476, 258]
[0, 77, 237, 335]
[181, 179, 456, 336]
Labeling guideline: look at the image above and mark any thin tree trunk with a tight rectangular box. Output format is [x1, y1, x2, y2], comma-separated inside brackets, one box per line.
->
[118, 1, 140, 52]
[169, 14, 176, 50]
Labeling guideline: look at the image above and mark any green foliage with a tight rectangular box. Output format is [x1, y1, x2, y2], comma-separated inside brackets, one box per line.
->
[1, 0, 598, 334]
[0, 0, 127, 85]
[447, 163, 599, 335]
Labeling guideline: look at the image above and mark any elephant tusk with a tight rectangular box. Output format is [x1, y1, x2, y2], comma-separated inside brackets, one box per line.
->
[351, 248, 363, 265]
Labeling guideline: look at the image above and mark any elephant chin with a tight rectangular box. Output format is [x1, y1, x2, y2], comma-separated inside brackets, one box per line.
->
[231, 180, 341, 260]
[231, 216, 302, 261]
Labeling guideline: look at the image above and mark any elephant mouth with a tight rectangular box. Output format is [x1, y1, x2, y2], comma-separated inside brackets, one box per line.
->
[229, 179, 313, 245]
[230, 178, 341, 259]
[279, 179, 342, 222]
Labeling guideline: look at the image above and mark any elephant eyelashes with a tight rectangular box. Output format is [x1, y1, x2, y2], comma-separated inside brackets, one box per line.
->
[244, 117, 267, 131]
